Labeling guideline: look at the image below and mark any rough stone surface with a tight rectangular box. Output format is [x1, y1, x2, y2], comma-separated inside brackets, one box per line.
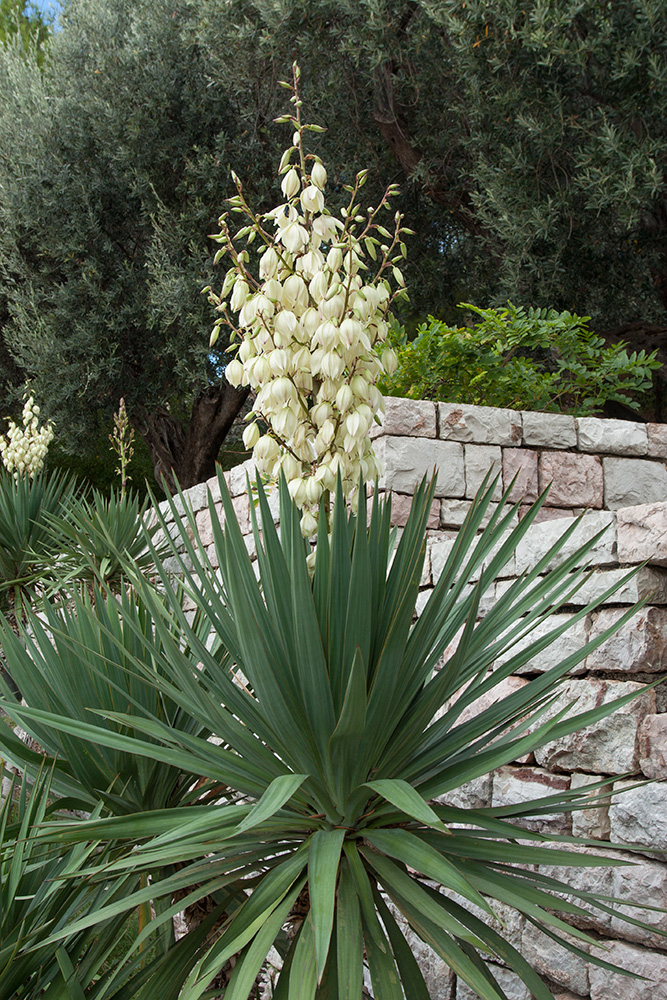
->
[433, 774, 492, 811]
[540, 451, 604, 508]
[514, 511, 616, 575]
[439, 402, 522, 445]
[428, 534, 458, 585]
[491, 766, 572, 835]
[370, 396, 437, 439]
[586, 606, 667, 674]
[532, 678, 655, 775]
[562, 566, 667, 606]
[455, 964, 530, 1000]
[570, 773, 612, 840]
[448, 676, 530, 732]
[464, 444, 503, 499]
[504, 447, 539, 504]
[440, 498, 477, 528]
[534, 845, 615, 933]
[430, 531, 516, 585]
[522, 410, 577, 449]
[375, 436, 465, 497]
[611, 857, 667, 949]
[610, 780, 667, 852]
[389, 491, 440, 528]
[647, 423, 667, 459]
[639, 714, 667, 780]
[225, 459, 255, 497]
[415, 588, 433, 617]
[603, 457, 667, 510]
[589, 940, 667, 1000]
[494, 613, 590, 676]
[617, 502, 667, 566]
[521, 506, 576, 524]
[577, 417, 648, 456]
[521, 922, 590, 996]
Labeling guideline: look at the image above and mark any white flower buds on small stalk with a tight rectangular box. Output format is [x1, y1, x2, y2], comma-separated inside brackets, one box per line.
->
[208, 63, 412, 537]
[0, 390, 54, 478]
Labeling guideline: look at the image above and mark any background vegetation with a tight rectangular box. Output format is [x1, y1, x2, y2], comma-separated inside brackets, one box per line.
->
[1, 0, 667, 490]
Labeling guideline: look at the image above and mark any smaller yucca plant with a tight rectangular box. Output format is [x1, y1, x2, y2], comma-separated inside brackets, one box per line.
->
[0, 466, 78, 619]
[10, 471, 662, 1000]
[43, 488, 168, 593]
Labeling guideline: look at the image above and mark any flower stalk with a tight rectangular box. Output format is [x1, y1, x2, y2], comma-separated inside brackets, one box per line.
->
[207, 62, 412, 535]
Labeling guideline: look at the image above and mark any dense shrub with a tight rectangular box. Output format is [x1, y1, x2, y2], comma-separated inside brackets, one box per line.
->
[381, 303, 661, 415]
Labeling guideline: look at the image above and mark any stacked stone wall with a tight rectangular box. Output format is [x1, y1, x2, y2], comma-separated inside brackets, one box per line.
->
[164, 398, 667, 1000]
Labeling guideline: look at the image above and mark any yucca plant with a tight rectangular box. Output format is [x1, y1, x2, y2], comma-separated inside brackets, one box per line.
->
[0, 766, 230, 1000]
[43, 487, 168, 593]
[0, 587, 216, 814]
[3, 471, 662, 1000]
[0, 466, 78, 616]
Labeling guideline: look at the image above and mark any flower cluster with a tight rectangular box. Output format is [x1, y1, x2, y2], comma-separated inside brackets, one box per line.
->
[207, 64, 411, 536]
[0, 391, 54, 478]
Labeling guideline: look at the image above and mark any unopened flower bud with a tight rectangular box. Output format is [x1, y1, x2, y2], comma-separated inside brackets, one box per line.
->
[281, 168, 300, 199]
[243, 422, 261, 449]
[311, 162, 327, 189]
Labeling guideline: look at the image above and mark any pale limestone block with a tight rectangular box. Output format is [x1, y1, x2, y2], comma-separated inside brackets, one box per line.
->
[521, 410, 577, 448]
[521, 921, 590, 996]
[617, 501, 667, 566]
[647, 423, 667, 459]
[514, 511, 616, 575]
[586, 606, 667, 674]
[639, 714, 667, 779]
[577, 417, 648, 456]
[533, 678, 655, 775]
[195, 506, 216, 548]
[428, 534, 458, 585]
[610, 780, 667, 852]
[464, 444, 503, 499]
[603, 457, 667, 510]
[589, 939, 667, 1000]
[503, 447, 539, 503]
[448, 676, 530, 731]
[440, 498, 475, 528]
[491, 766, 571, 836]
[438, 402, 522, 445]
[540, 451, 604, 508]
[564, 566, 667, 606]
[389, 491, 440, 528]
[374, 436, 465, 497]
[611, 856, 667, 948]
[522, 506, 576, 524]
[495, 613, 589, 676]
[415, 588, 433, 617]
[455, 965, 530, 1000]
[369, 396, 437, 439]
[205, 473, 222, 503]
[433, 773, 492, 811]
[440, 498, 505, 529]
[430, 530, 516, 585]
[225, 458, 255, 497]
[163, 553, 194, 575]
[570, 773, 612, 840]
[534, 844, 616, 933]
